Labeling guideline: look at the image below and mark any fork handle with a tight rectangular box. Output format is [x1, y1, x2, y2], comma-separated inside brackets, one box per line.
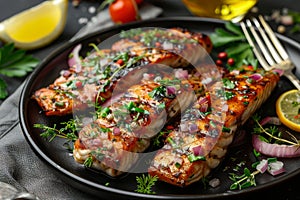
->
[283, 70, 300, 91]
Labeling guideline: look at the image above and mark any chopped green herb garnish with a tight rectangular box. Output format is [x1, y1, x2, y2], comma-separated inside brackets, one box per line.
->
[187, 153, 206, 163]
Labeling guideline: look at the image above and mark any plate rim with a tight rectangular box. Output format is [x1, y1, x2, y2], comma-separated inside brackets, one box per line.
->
[19, 16, 300, 199]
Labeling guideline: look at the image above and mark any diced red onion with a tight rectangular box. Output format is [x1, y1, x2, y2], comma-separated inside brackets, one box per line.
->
[256, 159, 268, 173]
[68, 44, 82, 69]
[189, 123, 199, 133]
[199, 103, 208, 113]
[198, 96, 209, 104]
[180, 123, 189, 132]
[273, 69, 284, 76]
[192, 145, 203, 156]
[230, 70, 240, 75]
[175, 68, 189, 79]
[249, 73, 263, 82]
[162, 41, 174, 50]
[267, 161, 285, 176]
[143, 73, 151, 81]
[113, 127, 121, 136]
[259, 116, 281, 126]
[252, 135, 300, 158]
[92, 139, 102, 146]
[166, 86, 176, 96]
[60, 70, 70, 78]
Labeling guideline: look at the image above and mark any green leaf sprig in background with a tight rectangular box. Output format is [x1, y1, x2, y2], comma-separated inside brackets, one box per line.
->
[0, 43, 39, 99]
[210, 22, 258, 70]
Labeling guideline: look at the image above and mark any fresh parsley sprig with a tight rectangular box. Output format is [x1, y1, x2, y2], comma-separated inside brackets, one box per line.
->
[0, 43, 39, 99]
[135, 174, 158, 194]
[210, 22, 258, 70]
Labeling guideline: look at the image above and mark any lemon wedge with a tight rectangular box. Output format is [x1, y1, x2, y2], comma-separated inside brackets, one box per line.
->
[0, 0, 68, 50]
[276, 89, 300, 132]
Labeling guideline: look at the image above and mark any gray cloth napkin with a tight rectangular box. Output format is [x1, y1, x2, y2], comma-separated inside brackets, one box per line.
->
[0, 3, 162, 200]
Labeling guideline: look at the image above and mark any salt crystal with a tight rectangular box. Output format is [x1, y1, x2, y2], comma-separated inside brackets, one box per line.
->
[88, 6, 96, 14]
[78, 17, 88, 24]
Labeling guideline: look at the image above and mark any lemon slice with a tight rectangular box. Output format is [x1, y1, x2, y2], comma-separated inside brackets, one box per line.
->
[0, 0, 68, 50]
[276, 89, 300, 132]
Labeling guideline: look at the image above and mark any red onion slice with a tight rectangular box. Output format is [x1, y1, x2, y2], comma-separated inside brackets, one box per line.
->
[175, 68, 189, 79]
[68, 44, 82, 70]
[273, 69, 284, 77]
[252, 135, 300, 158]
[192, 145, 204, 156]
[249, 73, 263, 82]
[259, 116, 281, 126]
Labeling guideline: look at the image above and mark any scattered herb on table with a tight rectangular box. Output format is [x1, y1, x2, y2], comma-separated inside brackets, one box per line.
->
[210, 22, 258, 70]
[135, 174, 158, 194]
[0, 43, 39, 99]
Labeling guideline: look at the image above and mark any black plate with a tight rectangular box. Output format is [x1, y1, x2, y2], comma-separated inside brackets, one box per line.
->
[19, 17, 300, 199]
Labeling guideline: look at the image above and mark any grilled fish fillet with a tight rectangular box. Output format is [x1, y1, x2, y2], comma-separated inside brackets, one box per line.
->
[148, 66, 280, 187]
[32, 28, 212, 116]
[112, 27, 213, 67]
[73, 68, 202, 176]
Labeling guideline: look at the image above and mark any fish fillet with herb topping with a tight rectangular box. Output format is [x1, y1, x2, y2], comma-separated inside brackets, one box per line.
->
[32, 28, 212, 116]
[73, 67, 204, 176]
[148, 66, 280, 187]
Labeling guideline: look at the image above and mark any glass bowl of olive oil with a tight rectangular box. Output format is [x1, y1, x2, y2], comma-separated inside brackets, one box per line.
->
[182, 0, 258, 21]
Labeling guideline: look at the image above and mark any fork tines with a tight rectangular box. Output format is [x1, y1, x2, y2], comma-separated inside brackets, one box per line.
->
[240, 15, 289, 71]
[240, 15, 300, 91]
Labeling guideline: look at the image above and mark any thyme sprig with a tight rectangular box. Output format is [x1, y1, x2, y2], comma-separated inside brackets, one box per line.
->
[252, 114, 300, 146]
[34, 118, 79, 142]
[229, 168, 259, 190]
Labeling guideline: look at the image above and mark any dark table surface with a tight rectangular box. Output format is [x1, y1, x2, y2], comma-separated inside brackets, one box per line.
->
[0, 0, 300, 199]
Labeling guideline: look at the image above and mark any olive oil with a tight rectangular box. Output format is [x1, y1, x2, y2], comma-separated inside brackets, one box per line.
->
[182, 0, 258, 21]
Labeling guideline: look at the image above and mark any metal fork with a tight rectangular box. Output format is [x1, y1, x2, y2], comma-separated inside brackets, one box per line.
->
[240, 15, 300, 90]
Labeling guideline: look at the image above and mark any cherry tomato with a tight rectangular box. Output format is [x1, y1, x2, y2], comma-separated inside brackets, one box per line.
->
[109, 0, 140, 24]
[134, 0, 143, 5]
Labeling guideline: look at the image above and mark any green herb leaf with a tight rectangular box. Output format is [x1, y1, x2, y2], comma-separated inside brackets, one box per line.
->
[210, 22, 258, 70]
[135, 174, 158, 194]
[0, 43, 39, 77]
[0, 43, 39, 99]
[0, 78, 8, 99]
